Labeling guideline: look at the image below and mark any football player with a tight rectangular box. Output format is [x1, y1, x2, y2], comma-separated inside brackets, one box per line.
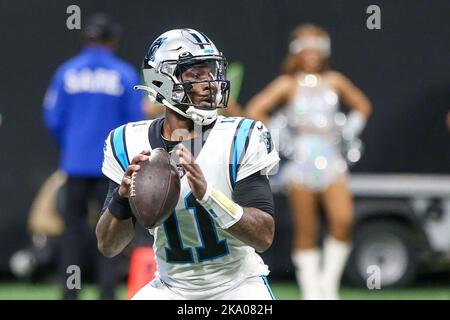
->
[96, 29, 280, 300]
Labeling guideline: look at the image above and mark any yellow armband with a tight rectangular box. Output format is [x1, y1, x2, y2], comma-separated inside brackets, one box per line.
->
[197, 184, 243, 229]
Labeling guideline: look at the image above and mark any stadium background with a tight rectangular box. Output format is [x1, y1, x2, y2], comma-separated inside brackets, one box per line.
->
[0, 0, 449, 299]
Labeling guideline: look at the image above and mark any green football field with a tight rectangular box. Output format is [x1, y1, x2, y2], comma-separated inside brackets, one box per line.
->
[0, 281, 448, 300]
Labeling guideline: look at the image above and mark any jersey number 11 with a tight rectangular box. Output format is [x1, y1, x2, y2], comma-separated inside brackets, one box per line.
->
[163, 192, 229, 263]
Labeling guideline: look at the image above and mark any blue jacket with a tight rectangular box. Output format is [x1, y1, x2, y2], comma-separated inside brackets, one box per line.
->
[43, 46, 144, 177]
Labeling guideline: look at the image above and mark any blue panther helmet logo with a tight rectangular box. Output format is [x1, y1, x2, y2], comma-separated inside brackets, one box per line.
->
[147, 37, 167, 62]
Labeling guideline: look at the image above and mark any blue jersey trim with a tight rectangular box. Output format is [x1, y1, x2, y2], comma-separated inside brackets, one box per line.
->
[112, 125, 130, 171]
[262, 276, 276, 300]
[230, 119, 255, 188]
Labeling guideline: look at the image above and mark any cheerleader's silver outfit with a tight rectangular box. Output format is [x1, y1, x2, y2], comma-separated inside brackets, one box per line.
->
[279, 74, 347, 191]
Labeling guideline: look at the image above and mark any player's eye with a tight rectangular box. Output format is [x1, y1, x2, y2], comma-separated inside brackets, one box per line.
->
[184, 70, 202, 80]
[193, 72, 203, 79]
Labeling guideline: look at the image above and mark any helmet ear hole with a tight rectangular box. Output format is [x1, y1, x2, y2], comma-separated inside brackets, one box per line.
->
[152, 80, 163, 88]
[179, 52, 193, 59]
[172, 84, 185, 102]
[172, 91, 184, 103]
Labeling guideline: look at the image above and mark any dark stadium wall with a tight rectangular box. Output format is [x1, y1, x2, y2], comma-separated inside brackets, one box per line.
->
[0, 0, 449, 275]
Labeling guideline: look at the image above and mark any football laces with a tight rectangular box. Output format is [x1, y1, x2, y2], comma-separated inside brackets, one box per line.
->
[130, 171, 137, 197]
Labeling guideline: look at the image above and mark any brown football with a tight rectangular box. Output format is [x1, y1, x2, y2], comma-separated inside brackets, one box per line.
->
[129, 148, 180, 229]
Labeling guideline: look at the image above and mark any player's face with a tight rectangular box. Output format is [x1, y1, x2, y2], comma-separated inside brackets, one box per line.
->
[178, 61, 223, 109]
[182, 66, 217, 107]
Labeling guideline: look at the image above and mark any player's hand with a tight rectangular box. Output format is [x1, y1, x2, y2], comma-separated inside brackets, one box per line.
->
[176, 144, 207, 199]
[118, 150, 151, 197]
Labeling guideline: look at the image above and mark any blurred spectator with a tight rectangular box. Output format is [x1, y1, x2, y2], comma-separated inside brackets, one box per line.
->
[246, 24, 372, 299]
[28, 171, 65, 238]
[9, 172, 65, 282]
[42, 13, 144, 299]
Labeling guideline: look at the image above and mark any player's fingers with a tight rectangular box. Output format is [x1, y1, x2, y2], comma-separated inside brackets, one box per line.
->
[125, 164, 140, 176]
[180, 162, 194, 173]
[177, 151, 190, 165]
[181, 165, 202, 184]
[140, 149, 151, 155]
[131, 153, 149, 165]
[122, 176, 132, 186]
[132, 155, 148, 164]
[178, 151, 191, 164]
[185, 171, 198, 183]
[179, 153, 199, 169]
[182, 165, 204, 185]
[188, 166, 202, 180]
[179, 151, 195, 166]
[177, 145, 195, 164]
[190, 163, 202, 174]
[185, 172, 206, 198]
[178, 152, 203, 177]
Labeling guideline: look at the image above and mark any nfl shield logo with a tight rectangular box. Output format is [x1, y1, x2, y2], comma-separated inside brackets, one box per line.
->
[176, 164, 185, 178]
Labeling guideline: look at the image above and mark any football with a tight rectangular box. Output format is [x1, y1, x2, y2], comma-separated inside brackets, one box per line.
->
[129, 148, 180, 229]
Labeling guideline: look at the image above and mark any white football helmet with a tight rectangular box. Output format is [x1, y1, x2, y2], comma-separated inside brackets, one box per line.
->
[135, 29, 230, 126]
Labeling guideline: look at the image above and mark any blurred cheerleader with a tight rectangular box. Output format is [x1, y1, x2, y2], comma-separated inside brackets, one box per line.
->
[246, 24, 372, 299]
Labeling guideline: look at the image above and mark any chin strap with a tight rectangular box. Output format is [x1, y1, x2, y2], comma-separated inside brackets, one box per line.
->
[134, 85, 189, 119]
[186, 106, 217, 126]
[134, 85, 217, 126]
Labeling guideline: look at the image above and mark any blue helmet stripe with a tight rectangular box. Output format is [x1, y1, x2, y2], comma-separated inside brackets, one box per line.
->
[188, 31, 205, 49]
[199, 31, 211, 44]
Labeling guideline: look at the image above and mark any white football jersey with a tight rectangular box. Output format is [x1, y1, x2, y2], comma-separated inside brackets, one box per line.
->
[102, 116, 280, 296]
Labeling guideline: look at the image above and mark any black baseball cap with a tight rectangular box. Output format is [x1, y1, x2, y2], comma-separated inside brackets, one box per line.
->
[82, 13, 123, 41]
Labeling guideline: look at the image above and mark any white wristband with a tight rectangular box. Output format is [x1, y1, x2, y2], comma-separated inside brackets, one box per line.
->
[197, 184, 244, 229]
[343, 111, 366, 140]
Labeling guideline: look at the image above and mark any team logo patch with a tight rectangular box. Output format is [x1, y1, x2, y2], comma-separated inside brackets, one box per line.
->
[256, 122, 264, 131]
[259, 131, 273, 153]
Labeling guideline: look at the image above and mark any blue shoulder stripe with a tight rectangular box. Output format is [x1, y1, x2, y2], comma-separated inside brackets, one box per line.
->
[262, 276, 276, 300]
[110, 125, 130, 171]
[229, 119, 255, 188]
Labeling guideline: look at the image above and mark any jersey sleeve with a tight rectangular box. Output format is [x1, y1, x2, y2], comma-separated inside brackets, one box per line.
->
[232, 172, 275, 215]
[232, 119, 280, 185]
[101, 126, 130, 184]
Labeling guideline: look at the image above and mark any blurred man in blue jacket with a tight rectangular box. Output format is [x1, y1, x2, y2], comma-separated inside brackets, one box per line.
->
[43, 13, 143, 299]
